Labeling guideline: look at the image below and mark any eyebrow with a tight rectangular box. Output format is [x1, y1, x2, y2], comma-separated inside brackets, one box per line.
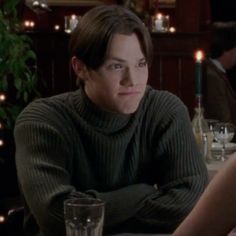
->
[106, 56, 146, 62]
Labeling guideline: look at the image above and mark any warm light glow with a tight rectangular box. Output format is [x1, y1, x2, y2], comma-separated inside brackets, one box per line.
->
[0, 122, 2, 129]
[0, 215, 5, 223]
[195, 50, 204, 62]
[71, 14, 77, 20]
[0, 93, 6, 101]
[169, 27, 176, 33]
[24, 20, 30, 27]
[65, 29, 72, 34]
[0, 140, 4, 146]
[54, 25, 60, 31]
[29, 21, 35, 28]
[32, 1, 40, 7]
[41, 3, 47, 8]
[156, 13, 163, 20]
[24, 20, 35, 28]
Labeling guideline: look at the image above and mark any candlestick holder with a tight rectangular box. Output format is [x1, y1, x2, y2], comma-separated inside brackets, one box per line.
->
[64, 15, 81, 34]
[152, 13, 170, 32]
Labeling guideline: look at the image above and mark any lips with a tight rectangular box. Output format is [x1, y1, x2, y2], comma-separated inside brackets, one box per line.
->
[118, 91, 140, 95]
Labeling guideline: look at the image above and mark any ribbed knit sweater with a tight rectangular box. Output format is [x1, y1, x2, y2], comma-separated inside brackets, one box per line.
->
[14, 86, 208, 236]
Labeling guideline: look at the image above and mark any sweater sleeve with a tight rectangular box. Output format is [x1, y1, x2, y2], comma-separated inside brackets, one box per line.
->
[14, 119, 155, 235]
[122, 99, 208, 233]
[89, 96, 208, 234]
[15, 94, 208, 235]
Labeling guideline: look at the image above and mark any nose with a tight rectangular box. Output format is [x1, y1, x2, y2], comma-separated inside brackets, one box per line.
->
[120, 67, 136, 86]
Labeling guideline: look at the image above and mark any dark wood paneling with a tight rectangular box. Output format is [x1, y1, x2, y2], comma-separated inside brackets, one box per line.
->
[28, 32, 75, 97]
[27, 31, 210, 117]
[148, 32, 210, 117]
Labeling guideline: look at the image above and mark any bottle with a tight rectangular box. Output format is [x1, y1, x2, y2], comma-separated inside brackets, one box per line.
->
[192, 96, 211, 162]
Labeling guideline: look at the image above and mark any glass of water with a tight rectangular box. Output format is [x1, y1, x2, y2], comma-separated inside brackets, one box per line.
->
[64, 198, 105, 236]
[213, 122, 235, 161]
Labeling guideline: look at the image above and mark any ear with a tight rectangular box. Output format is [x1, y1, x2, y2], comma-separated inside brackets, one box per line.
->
[71, 56, 89, 82]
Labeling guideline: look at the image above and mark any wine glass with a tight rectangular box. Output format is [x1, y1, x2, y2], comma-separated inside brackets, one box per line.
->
[206, 119, 219, 161]
[213, 122, 235, 161]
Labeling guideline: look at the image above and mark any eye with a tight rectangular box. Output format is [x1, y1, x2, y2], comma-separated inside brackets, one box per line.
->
[138, 60, 147, 68]
[108, 63, 124, 70]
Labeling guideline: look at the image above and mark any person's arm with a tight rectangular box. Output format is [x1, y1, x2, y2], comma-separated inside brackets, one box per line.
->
[14, 105, 155, 235]
[173, 153, 236, 236]
[118, 96, 208, 233]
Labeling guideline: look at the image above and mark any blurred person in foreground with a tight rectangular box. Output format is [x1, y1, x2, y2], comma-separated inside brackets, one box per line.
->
[173, 152, 236, 236]
[204, 22, 236, 126]
[14, 5, 207, 236]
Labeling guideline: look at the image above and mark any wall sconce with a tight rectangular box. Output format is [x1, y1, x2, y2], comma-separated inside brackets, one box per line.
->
[26, 0, 51, 14]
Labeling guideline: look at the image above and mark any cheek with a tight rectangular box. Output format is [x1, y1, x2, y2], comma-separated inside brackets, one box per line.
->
[138, 69, 148, 82]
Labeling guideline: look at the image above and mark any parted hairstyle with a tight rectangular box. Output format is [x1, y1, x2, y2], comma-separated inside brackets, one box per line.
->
[69, 4, 153, 70]
[210, 22, 236, 59]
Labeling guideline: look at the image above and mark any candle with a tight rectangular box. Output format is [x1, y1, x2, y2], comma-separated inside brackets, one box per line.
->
[155, 13, 163, 31]
[0, 93, 6, 102]
[70, 14, 78, 31]
[194, 50, 204, 96]
[54, 25, 60, 31]
[169, 26, 176, 33]
[29, 21, 35, 28]
[0, 139, 4, 147]
[24, 20, 30, 28]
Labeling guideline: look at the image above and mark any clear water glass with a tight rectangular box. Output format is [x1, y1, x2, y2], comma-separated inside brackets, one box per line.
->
[64, 198, 105, 236]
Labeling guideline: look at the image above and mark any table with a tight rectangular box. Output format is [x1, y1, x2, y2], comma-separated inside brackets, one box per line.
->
[206, 160, 225, 180]
[111, 234, 170, 236]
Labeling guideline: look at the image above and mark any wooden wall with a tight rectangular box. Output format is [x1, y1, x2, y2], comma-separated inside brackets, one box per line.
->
[0, 0, 212, 229]
[26, 30, 210, 118]
[20, 0, 211, 117]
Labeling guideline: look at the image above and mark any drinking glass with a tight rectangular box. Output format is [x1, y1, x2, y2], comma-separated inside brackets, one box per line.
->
[206, 119, 218, 161]
[64, 198, 105, 236]
[213, 122, 235, 161]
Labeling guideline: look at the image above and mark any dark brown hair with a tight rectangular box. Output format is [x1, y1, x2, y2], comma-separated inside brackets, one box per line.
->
[69, 4, 153, 70]
[210, 22, 236, 59]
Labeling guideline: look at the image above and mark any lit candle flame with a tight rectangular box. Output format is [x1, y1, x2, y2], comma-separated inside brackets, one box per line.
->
[54, 25, 60, 31]
[0, 215, 5, 223]
[169, 27, 176, 33]
[195, 50, 204, 63]
[30, 21, 35, 28]
[24, 20, 30, 27]
[0, 93, 6, 101]
[156, 13, 163, 20]
[0, 139, 4, 146]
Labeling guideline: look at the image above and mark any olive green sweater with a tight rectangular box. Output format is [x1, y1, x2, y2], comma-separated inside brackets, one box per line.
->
[14, 86, 208, 236]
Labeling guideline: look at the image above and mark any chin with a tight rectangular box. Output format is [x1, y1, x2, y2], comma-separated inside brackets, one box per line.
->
[119, 104, 139, 114]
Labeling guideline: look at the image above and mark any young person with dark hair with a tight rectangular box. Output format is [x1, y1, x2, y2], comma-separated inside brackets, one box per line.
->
[14, 5, 207, 236]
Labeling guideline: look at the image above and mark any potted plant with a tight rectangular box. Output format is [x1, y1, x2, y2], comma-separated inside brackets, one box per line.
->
[0, 0, 39, 198]
[0, 0, 39, 130]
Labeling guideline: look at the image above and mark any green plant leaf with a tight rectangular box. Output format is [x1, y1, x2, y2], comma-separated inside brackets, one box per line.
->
[0, 0, 40, 130]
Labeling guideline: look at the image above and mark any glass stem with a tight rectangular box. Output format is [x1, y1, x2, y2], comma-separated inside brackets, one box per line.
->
[221, 143, 226, 161]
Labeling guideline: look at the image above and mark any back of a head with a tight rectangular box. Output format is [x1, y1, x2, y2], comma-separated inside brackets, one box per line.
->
[69, 4, 153, 70]
[210, 21, 236, 59]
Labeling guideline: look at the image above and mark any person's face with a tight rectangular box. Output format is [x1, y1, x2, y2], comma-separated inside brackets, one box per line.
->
[83, 33, 148, 114]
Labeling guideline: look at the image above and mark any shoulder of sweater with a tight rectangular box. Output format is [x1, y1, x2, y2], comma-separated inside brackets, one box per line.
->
[145, 86, 186, 112]
[142, 87, 190, 129]
[16, 91, 77, 124]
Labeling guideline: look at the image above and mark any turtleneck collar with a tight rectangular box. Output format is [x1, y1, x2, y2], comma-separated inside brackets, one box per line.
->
[72, 88, 134, 133]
